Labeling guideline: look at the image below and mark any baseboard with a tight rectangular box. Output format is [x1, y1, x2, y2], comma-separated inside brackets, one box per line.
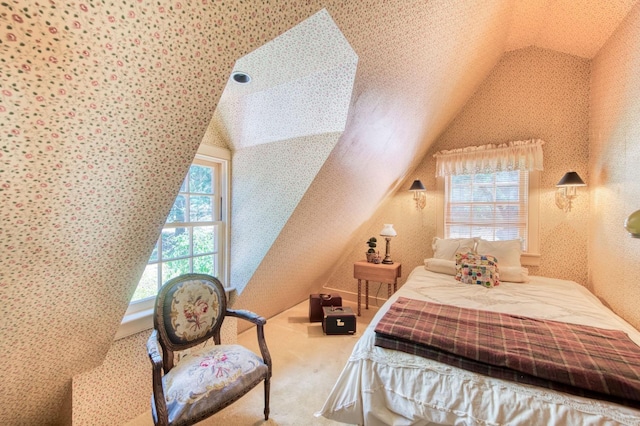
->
[321, 284, 390, 311]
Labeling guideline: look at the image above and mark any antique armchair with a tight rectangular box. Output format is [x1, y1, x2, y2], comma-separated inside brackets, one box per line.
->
[146, 274, 272, 426]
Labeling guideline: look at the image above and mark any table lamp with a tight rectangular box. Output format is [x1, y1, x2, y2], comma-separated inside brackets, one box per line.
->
[380, 224, 397, 264]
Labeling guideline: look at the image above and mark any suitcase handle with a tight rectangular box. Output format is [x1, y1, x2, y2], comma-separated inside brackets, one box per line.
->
[320, 294, 332, 301]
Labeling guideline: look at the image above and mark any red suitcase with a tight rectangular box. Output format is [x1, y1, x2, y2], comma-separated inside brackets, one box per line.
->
[309, 293, 342, 322]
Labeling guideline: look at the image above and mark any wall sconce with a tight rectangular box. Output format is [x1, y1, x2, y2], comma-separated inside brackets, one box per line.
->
[624, 210, 640, 238]
[409, 179, 426, 210]
[379, 224, 397, 264]
[555, 171, 586, 212]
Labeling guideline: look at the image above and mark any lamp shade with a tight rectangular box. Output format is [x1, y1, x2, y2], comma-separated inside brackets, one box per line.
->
[409, 180, 426, 191]
[624, 210, 640, 238]
[380, 224, 397, 237]
[556, 171, 586, 187]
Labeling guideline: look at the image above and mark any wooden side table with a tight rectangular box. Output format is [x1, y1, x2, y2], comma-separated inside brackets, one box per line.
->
[353, 261, 402, 316]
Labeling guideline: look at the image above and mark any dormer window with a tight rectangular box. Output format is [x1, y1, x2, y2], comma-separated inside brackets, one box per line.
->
[117, 146, 229, 339]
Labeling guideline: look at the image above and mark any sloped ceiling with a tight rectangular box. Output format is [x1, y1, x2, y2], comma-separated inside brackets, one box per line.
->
[227, 0, 639, 327]
[215, 9, 357, 150]
[1, 0, 638, 423]
[506, 0, 638, 58]
[213, 10, 358, 296]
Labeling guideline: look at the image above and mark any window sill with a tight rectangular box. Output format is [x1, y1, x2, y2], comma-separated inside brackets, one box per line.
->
[115, 307, 154, 340]
[521, 253, 541, 267]
[115, 287, 237, 341]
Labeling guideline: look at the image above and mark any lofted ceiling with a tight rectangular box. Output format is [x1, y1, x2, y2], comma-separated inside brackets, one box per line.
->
[214, 9, 357, 150]
[210, 0, 639, 305]
[2, 0, 639, 423]
[214, 0, 638, 154]
[224, 0, 640, 335]
[505, 0, 638, 58]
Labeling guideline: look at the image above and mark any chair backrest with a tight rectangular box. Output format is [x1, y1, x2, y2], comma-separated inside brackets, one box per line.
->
[153, 274, 227, 356]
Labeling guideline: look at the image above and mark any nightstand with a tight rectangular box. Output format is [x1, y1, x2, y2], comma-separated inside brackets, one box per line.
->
[353, 261, 402, 316]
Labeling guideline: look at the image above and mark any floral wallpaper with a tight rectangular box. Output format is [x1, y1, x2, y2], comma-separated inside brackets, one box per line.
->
[232, 0, 515, 334]
[0, 0, 318, 423]
[432, 47, 591, 283]
[327, 46, 592, 304]
[215, 8, 357, 151]
[589, 2, 640, 331]
[504, 0, 639, 58]
[2, 0, 638, 424]
[214, 9, 357, 298]
[230, 132, 342, 292]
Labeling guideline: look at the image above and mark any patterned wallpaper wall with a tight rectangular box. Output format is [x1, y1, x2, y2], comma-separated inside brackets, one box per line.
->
[2, 0, 637, 424]
[215, 9, 357, 151]
[232, 0, 513, 332]
[589, 3, 640, 330]
[327, 46, 591, 303]
[71, 318, 238, 425]
[0, 0, 321, 423]
[504, 0, 639, 58]
[221, 10, 357, 297]
[230, 132, 342, 293]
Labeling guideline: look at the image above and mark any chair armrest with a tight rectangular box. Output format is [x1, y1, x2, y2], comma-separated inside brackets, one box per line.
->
[147, 330, 169, 426]
[226, 309, 266, 326]
[225, 309, 272, 376]
[147, 330, 164, 367]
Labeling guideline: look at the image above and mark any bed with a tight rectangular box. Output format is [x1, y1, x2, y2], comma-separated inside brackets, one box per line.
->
[316, 266, 640, 425]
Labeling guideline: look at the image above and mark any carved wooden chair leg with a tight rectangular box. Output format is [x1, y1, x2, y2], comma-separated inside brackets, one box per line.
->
[148, 275, 272, 426]
[264, 378, 270, 420]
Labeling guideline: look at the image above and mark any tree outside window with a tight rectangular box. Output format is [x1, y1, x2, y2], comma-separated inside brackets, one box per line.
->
[131, 160, 223, 303]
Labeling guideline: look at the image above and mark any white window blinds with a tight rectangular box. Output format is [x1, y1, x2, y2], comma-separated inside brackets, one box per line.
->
[445, 170, 529, 249]
[435, 139, 544, 252]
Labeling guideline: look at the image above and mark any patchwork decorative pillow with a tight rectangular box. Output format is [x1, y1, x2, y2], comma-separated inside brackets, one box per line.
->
[455, 252, 500, 288]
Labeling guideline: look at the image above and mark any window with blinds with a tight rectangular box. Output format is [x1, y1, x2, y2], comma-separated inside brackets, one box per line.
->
[444, 170, 529, 251]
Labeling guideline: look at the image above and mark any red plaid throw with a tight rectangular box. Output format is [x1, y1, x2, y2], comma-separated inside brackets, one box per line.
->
[374, 297, 640, 408]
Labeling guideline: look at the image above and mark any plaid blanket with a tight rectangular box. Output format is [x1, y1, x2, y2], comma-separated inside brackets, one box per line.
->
[374, 297, 640, 408]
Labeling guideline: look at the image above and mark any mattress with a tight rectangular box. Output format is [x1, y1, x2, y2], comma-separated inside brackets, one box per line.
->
[316, 267, 640, 425]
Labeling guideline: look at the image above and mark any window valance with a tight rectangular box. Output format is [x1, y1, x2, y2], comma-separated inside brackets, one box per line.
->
[433, 139, 544, 177]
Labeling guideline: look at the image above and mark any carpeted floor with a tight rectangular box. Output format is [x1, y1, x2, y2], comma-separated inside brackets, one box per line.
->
[127, 298, 378, 426]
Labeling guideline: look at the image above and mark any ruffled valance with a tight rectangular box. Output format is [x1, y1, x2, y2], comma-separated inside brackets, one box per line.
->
[433, 139, 544, 177]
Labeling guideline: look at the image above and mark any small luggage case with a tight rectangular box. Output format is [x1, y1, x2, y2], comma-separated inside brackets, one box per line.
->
[322, 306, 356, 335]
[309, 293, 342, 322]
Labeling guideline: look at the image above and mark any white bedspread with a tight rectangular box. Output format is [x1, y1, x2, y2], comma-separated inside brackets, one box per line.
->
[316, 267, 640, 426]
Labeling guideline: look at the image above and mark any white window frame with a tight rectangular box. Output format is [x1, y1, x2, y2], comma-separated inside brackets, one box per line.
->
[436, 170, 540, 266]
[116, 145, 230, 340]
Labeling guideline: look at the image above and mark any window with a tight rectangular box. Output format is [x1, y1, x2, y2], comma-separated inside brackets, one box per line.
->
[434, 139, 544, 265]
[117, 146, 229, 339]
[444, 170, 529, 249]
[437, 169, 540, 264]
[131, 158, 225, 303]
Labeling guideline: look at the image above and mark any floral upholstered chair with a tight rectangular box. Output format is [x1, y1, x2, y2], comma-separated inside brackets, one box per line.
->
[146, 274, 272, 426]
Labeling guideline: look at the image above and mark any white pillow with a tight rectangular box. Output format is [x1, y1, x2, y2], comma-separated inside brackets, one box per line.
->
[431, 237, 476, 261]
[476, 239, 522, 268]
[499, 266, 530, 283]
[424, 258, 456, 276]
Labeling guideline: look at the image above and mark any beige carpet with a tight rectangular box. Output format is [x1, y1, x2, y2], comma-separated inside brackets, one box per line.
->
[127, 298, 378, 426]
